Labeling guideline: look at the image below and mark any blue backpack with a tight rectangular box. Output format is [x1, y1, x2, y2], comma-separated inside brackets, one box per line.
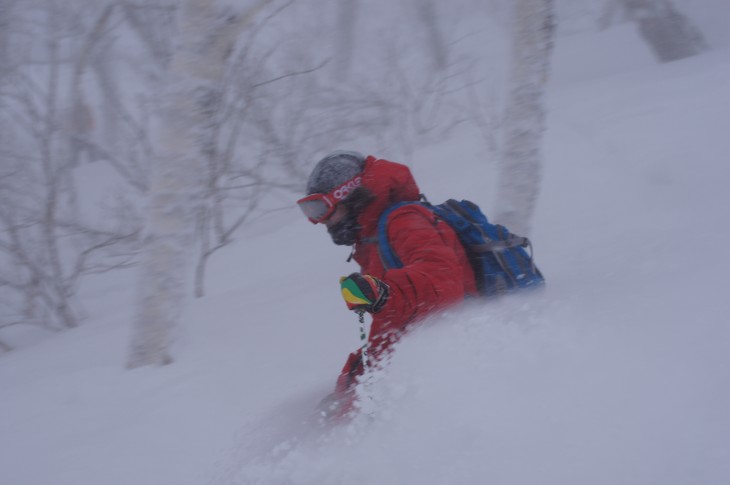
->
[377, 199, 545, 297]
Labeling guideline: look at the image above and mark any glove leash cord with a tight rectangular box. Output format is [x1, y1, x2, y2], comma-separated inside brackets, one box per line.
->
[357, 309, 370, 369]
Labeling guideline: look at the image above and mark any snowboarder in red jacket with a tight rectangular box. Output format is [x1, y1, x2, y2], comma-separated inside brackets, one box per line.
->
[297, 151, 477, 418]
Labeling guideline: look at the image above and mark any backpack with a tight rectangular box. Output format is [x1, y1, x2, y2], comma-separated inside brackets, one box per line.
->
[377, 199, 545, 297]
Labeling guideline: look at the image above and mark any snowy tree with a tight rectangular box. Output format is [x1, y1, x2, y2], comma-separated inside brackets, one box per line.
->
[600, 0, 708, 62]
[334, 0, 359, 81]
[127, 0, 272, 368]
[413, 0, 448, 71]
[495, 0, 555, 237]
[0, 1, 140, 348]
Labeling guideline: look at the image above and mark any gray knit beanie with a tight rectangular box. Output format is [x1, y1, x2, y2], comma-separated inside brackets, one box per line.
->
[306, 151, 366, 195]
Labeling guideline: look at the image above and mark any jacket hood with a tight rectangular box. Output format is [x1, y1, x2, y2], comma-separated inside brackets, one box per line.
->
[355, 156, 421, 239]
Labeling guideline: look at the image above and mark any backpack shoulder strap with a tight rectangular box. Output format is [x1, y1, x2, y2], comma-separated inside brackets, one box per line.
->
[377, 201, 424, 270]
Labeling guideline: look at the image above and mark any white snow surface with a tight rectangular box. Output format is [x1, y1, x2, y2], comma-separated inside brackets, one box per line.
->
[2, 28, 730, 485]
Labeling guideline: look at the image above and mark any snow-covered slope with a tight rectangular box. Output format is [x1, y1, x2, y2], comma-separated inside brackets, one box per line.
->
[2, 28, 730, 485]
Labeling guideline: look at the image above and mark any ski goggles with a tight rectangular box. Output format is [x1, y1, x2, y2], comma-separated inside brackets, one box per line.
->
[297, 174, 363, 224]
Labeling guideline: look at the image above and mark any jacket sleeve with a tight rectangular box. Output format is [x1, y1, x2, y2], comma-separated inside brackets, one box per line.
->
[335, 349, 364, 394]
[376, 207, 467, 332]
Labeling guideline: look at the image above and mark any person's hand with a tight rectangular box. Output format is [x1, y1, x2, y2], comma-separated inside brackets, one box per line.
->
[339, 273, 390, 314]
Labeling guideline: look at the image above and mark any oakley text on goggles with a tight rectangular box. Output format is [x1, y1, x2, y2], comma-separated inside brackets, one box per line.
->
[297, 174, 363, 224]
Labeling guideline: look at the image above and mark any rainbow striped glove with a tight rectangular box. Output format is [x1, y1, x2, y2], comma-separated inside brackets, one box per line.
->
[339, 273, 390, 314]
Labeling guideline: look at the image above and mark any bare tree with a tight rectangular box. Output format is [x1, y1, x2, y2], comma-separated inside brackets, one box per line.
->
[413, 0, 448, 71]
[0, 0, 12, 84]
[66, 5, 114, 165]
[127, 0, 273, 368]
[495, 0, 556, 237]
[600, 0, 708, 62]
[188, 2, 305, 298]
[0, 2, 140, 345]
[334, 0, 358, 81]
[121, 1, 176, 69]
[0, 0, 508, 355]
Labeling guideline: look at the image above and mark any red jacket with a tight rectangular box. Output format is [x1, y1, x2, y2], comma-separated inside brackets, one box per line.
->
[335, 156, 477, 395]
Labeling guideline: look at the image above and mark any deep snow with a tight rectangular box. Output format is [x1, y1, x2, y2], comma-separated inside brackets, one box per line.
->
[2, 24, 730, 485]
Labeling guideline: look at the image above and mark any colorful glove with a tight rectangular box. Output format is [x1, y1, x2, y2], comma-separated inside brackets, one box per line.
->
[339, 273, 390, 314]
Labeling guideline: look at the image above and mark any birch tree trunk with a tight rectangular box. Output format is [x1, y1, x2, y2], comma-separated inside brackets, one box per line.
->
[67, 5, 112, 165]
[0, 0, 12, 142]
[0, 0, 12, 352]
[414, 0, 447, 70]
[0, 0, 8, 79]
[127, 0, 270, 368]
[334, 0, 358, 81]
[495, 0, 555, 237]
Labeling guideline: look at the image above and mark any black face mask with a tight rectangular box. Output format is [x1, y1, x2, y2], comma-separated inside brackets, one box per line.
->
[327, 211, 360, 246]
